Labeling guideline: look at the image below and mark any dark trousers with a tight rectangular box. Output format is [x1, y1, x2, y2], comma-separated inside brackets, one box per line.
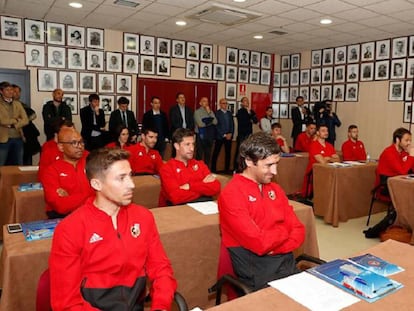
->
[196, 135, 213, 169]
[233, 134, 249, 172]
[85, 135, 105, 151]
[154, 139, 167, 159]
[211, 138, 232, 173]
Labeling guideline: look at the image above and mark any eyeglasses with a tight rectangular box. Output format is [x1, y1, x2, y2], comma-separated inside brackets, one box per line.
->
[58, 140, 85, 148]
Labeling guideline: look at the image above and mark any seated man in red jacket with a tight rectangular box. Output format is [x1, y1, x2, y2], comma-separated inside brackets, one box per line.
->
[159, 128, 221, 206]
[49, 148, 177, 310]
[294, 121, 316, 152]
[42, 127, 93, 218]
[341, 124, 367, 161]
[218, 132, 305, 291]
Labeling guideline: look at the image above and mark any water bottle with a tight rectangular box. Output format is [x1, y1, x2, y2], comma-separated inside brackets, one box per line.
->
[366, 152, 370, 163]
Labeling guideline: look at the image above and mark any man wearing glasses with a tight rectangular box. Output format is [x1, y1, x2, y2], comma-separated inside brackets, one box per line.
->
[42, 127, 93, 218]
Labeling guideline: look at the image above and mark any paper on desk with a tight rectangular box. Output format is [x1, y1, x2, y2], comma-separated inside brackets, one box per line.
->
[18, 166, 39, 171]
[268, 272, 359, 311]
[187, 201, 218, 215]
[327, 162, 351, 168]
[189, 308, 203, 311]
[342, 161, 366, 166]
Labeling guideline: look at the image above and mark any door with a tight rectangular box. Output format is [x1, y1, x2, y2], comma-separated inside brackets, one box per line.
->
[0, 69, 31, 105]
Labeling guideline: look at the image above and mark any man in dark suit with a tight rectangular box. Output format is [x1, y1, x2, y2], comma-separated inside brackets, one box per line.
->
[80, 94, 106, 151]
[169, 92, 194, 134]
[291, 96, 312, 146]
[109, 96, 139, 143]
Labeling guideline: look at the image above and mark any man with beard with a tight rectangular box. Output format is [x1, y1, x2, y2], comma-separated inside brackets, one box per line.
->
[341, 125, 367, 161]
[42, 88, 72, 140]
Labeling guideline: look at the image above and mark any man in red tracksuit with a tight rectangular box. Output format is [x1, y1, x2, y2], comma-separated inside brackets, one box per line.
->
[341, 124, 367, 161]
[128, 128, 163, 175]
[218, 132, 305, 291]
[294, 121, 316, 152]
[159, 128, 221, 206]
[49, 148, 177, 310]
[42, 127, 93, 218]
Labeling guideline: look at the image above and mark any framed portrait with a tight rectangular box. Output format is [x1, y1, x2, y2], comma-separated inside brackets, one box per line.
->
[346, 64, 359, 82]
[279, 104, 289, 119]
[250, 51, 261, 68]
[290, 87, 299, 102]
[272, 88, 280, 102]
[273, 72, 281, 87]
[62, 94, 78, 115]
[123, 33, 139, 53]
[201, 44, 213, 62]
[291, 54, 300, 70]
[272, 103, 279, 118]
[322, 67, 333, 84]
[407, 58, 414, 79]
[67, 49, 85, 70]
[403, 102, 413, 123]
[227, 101, 236, 116]
[38, 69, 57, 91]
[213, 64, 225, 81]
[140, 35, 155, 55]
[280, 88, 289, 103]
[157, 38, 171, 57]
[334, 46, 346, 65]
[187, 42, 199, 60]
[311, 68, 321, 84]
[390, 59, 406, 79]
[361, 42, 375, 62]
[226, 47, 238, 65]
[300, 69, 310, 85]
[239, 50, 250, 66]
[321, 85, 332, 101]
[280, 55, 289, 71]
[347, 44, 360, 63]
[186, 61, 199, 79]
[100, 95, 115, 115]
[59, 71, 77, 92]
[322, 48, 333, 66]
[106, 52, 122, 73]
[140, 56, 155, 75]
[345, 83, 358, 102]
[250, 68, 260, 84]
[47, 46, 66, 69]
[360, 62, 374, 81]
[290, 70, 299, 86]
[67, 25, 85, 47]
[261, 53, 271, 69]
[24, 19, 44, 43]
[389, 81, 404, 101]
[47, 22, 65, 45]
[116, 74, 132, 94]
[375, 60, 389, 80]
[334, 65, 345, 83]
[86, 50, 104, 71]
[261, 70, 270, 86]
[172, 40, 185, 58]
[226, 65, 237, 82]
[157, 57, 171, 76]
[238, 67, 249, 83]
[79, 94, 90, 109]
[199, 62, 212, 79]
[123, 54, 139, 74]
[225, 83, 236, 100]
[299, 86, 309, 102]
[405, 80, 413, 101]
[98, 73, 114, 93]
[392, 37, 407, 58]
[376, 39, 390, 60]
[1, 16, 22, 41]
[79, 72, 96, 92]
[409, 36, 414, 57]
[87, 28, 104, 49]
[311, 50, 322, 67]
[333, 84, 345, 102]
[310, 86, 320, 102]
[25, 44, 45, 67]
[281, 72, 289, 87]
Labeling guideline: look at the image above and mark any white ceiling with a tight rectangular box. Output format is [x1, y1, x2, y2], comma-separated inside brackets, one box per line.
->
[2, 0, 414, 54]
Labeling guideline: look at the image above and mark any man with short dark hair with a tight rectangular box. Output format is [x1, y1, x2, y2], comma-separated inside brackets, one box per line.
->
[291, 96, 312, 146]
[169, 92, 194, 134]
[42, 88, 72, 140]
[341, 125, 367, 161]
[294, 121, 316, 152]
[271, 123, 289, 153]
[80, 93, 106, 151]
[260, 106, 275, 134]
[109, 96, 139, 142]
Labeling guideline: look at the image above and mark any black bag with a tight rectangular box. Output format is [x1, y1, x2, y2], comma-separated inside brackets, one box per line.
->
[363, 208, 396, 238]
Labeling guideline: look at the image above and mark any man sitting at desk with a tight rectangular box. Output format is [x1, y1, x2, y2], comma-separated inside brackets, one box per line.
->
[49, 148, 177, 310]
[218, 132, 305, 291]
[271, 122, 290, 153]
[42, 127, 93, 218]
[159, 128, 221, 206]
[294, 121, 316, 152]
[341, 124, 367, 161]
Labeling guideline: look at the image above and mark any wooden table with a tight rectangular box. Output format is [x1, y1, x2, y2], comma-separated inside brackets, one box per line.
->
[273, 153, 308, 195]
[0, 200, 318, 310]
[313, 162, 387, 227]
[388, 176, 414, 244]
[206, 239, 413, 311]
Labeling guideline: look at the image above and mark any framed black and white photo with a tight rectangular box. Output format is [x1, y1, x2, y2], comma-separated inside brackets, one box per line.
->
[261, 70, 270, 85]
[25, 44, 45, 67]
[290, 70, 299, 86]
[271, 104, 279, 118]
[228, 101, 236, 116]
[391, 59, 406, 79]
[405, 80, 413, 101]
[157, 57, 171, 76]
[407, 58, 414, 79]
[311, 50, 322, 67]
[281, 55, 290, 71]
[239, 50, 250, 66]
[87, 28, 104, 49]
[238, 67, 249, 83]
[199, 62, 212, 79]
[281, 72, 289, 87]
[311, 68, 321, 84]
[272, 88, 280, 102]
[123, 33, 139, 53]
[361, 42, 375, 62]
[334, 46, 346, 65]
[187, 42, 199, 60]
[172, 40, 185, 58]
[250, 68, 260, 84]
[273, 72, 281, 87]
[47, 46, 65, 69]
[310, 86, 320, 102]
[345, 83, 358, 102]
[141, 56, 155, 75]
[290, 87, 299, 102]
[347, 44, 360, 63]
[322, 67, 333, 84]
[360, 63, 374, 81]
[334, 65, 345, 83]
[38, 69, 57, 91]
[226, 47, 238, 65]
[300, 69, 310, 85]
[67, 25, 85, 47]
[157, 38, 171, 57]
[101, 95, 115, 115]
[376, 40, 390, 60]
[250, 51, 260, 68]
[1, 16, 22, 41]
[140, 35, 155, 55]
[213, 64, 225, 81]
[279, 104, 289, 119]
[86, 50, 104, 71]
[68, 49, 85, 70]
[24, 19, 44, 43]
[403, 101, 413, 123]
[79, 72, 96, 92]
[389, 81, 404, 101]
[321, 85, 332, 101]
[392, 37, 407, 58]
[201, 44, 212, 62]
[79, 94, 90, 109]
[106, 52, 122, 73]
[261, 53, 271, 69]
[47, 22, 65, 45]
[186, 61, 199, 79]
[225, 83, 236, 100]
[299, 86, 309, 102]
[322, 48, 333, 66]
[98, 73, 114, 93]
[333, 84, 345, 102]
[409, 36, 414, 57]
[280, 88, 289, 103]
[347, 64, 359, 82]
[123, 54, 139, 74]
[226, 65, 237, 82]
[63, 94, 78, 115]
[59, 71, 77, 92]
[116, 74, 132, 94]
[291, 54, 300, 70]
[375, 60, 389, 80]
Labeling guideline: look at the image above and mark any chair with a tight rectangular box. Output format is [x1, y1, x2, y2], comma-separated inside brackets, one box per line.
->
[366, 175, 393, 226]
[36, 269, 188, 311]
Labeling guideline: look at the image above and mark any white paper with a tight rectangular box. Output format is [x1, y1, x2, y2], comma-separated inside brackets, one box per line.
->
[187, 201, 218, 215]
[268, 272, 359, 311]
[342, 161, 365, 166]
[18, 166, 39, 171]
[189, 308, 203, 311]
[327, 162, 351, 168]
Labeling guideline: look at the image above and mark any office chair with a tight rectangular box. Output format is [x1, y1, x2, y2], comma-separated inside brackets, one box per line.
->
[366, 175, 393, 226]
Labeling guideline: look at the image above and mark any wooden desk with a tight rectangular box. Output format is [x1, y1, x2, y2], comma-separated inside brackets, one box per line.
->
[0, 201, 318, 310]
[273, 153, 308, 195]
[313, 162, 386, 227]
[388, 176, 414, 244]
[207, 240, 413, 311]
[11, 186, 46, 223]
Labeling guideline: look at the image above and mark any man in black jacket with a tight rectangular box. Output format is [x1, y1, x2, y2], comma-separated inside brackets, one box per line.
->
[291, 96, 312, 146]
[42, 88, 72, 140]
[80, 94, 106, 151]
[109, 96, 139, 143]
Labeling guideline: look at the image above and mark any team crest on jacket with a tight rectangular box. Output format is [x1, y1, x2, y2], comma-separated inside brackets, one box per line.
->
[192, 164, 199, 171]
[268, 190, 276, 200]
[131, 224, 140, 238]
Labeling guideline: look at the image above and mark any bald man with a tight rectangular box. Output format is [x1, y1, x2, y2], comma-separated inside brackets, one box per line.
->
[42, 127, 93, 218]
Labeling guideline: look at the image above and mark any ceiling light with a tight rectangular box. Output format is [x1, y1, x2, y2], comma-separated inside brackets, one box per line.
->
[254, 35, 263, 39]
[233, 0, 247, 2]
[176, 20, 187, 26]
[320, 18, 332, 25]
[69, 2, 83, 8]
